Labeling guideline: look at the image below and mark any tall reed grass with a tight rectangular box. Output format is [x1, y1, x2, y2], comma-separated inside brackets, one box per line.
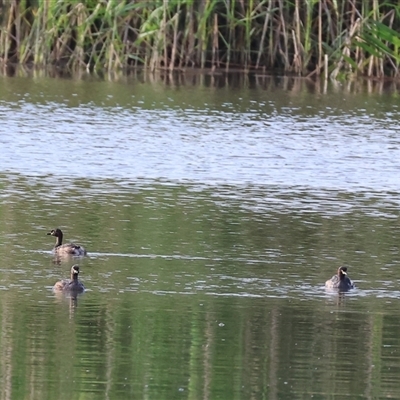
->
[1, 1, 400, 78]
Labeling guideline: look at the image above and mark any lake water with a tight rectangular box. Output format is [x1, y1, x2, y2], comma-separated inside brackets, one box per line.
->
[1, 70, 400, 399]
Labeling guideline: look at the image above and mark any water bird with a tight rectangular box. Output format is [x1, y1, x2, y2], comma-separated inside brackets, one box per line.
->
[53, 265, 85, 293]
[47, 228, 87, 256]
[325, 266, 355, 291]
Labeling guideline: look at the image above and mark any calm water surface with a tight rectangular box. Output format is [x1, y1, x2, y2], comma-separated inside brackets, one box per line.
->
[1, 72, 400, 399]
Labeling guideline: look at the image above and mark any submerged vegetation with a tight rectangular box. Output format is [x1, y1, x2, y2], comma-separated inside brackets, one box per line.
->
[1, 0, 400, 78]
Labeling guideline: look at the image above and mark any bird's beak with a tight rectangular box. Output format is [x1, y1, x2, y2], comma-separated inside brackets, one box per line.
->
[46, 232, 51, 235]
[342, 271, 347, 275]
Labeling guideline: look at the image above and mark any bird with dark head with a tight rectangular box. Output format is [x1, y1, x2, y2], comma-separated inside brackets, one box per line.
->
[325, 266, 355, 291]
[53, 264, 85, 294]
[47, 228, 86, 257]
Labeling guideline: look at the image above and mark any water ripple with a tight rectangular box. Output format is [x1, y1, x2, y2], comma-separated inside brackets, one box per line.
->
[1, 98, 400, 191]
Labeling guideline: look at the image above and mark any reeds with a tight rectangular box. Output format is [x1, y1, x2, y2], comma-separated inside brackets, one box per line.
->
[1, 1, 400, 78]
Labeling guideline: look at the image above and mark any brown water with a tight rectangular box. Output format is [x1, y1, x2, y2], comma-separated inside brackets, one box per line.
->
[1, 71, 400, 399]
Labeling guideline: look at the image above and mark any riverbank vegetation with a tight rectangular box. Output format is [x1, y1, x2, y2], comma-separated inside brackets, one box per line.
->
[0, 1, 400, 78]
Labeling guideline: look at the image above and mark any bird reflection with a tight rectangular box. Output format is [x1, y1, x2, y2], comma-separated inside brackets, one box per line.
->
[53, 288, 82, 318]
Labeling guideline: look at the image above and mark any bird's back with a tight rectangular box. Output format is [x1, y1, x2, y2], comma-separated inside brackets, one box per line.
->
[325, 275, 354, 290]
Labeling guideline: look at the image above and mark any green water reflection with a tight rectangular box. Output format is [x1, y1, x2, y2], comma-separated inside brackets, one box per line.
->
[1, 176, 400, 399]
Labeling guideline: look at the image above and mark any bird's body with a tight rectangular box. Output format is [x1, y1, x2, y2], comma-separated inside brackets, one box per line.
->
[53, 265, 85, 293]
[47, 228, 86, 256]
[325, 266, 354, 291]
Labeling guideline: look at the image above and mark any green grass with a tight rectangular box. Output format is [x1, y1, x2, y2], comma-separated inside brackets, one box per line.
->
[1, 0, 400, 78]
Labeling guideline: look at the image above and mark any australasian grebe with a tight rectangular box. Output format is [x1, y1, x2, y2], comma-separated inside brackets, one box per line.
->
[47, 228, 87, 256]
[325, 266, 354, 291]
[53, 265, 85, 293]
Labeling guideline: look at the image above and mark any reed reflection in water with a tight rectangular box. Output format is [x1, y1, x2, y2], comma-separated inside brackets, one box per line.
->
[0, 176, 400, 399]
